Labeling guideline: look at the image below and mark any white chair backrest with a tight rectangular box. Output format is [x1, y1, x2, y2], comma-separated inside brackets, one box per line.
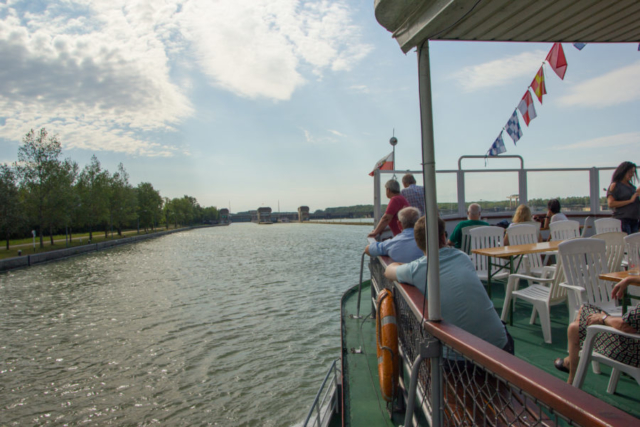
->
[550, 220, 580, 241]
[594, 218, 622, 234]
[549, 256, 568, 302]
[461, 225, 483, 255]
[507, 224, 543, 271]
[581, 216, 595, 237]
[625, 232, 640, 270]
[558, 238, 612, 307]
[591, 231, 626, 273]
[470, 226, 505, 272]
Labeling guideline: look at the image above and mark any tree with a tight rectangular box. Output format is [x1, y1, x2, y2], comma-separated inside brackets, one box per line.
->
[16, 128, 65, 248]
[137, 182, 163, 232]
[44, 158, 78, 245]
[77, 155, 110, 241]
[108, 163, 137, 236]
[0, 165, 24, 249]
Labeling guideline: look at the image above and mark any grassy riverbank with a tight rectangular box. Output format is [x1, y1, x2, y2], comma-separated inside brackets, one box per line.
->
[0, 226, 187, 261]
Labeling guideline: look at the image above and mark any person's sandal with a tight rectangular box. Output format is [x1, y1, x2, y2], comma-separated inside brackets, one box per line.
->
[554, 358, 569, 373]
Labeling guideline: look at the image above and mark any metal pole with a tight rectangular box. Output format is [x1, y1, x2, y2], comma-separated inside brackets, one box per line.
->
[403, 354, 425, 427]
[418, 39, 443, 426]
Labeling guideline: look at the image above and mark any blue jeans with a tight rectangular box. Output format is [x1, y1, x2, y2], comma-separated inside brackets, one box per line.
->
[621, 218, 640, 235]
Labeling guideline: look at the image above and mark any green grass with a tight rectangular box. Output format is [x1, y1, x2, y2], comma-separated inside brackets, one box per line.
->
[0, 226, 184, 260]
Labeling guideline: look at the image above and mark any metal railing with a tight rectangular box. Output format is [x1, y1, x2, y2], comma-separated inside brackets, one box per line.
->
[373, 159, 616, 224]
[368, 260, 638, 426]
[302, 358, 341, 427]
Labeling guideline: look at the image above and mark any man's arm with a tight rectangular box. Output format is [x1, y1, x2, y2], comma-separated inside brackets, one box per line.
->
[384, 262, 403, 281]
[368, 213, 393, 238]
[364, 245, 371, 256]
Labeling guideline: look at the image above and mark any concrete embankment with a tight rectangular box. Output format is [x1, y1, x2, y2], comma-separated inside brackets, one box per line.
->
[0, 226, 212, 273]
[306, 221, 372, 226]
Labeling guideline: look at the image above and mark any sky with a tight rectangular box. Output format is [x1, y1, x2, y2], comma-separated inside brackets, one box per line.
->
[0, 0, 638, 213]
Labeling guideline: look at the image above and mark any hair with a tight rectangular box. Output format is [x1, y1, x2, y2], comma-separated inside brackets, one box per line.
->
[512, 204, 532, 223]
[385, 179, 401, 194]
[402, 173, 416, 186]
[547, 198, 561, 214]
[398, 207, 420, 229]
[467, 203, 482, 218]
[611, 161, 638, 184]
[413, 216, 445, 252]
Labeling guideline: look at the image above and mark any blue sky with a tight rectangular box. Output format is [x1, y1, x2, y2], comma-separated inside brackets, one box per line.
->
[0, 0, 638, 212]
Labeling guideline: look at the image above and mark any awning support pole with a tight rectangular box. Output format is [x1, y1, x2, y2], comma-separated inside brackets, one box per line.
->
[418, 39, 443, 426]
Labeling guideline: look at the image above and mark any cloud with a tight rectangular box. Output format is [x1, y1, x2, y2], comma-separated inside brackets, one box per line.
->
[328, 129, 345, 137]
[301, 128, 338, 145]
[558, 61, 640, 107]
[180, 0, 371, 100]
[552, 132, 640, 151]
[349, 84, 369, 93]
[0, 0, 370, 156]
[452, 50, 546, 92]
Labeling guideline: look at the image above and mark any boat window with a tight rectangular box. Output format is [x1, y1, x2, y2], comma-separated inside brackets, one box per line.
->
[528, 170, 591, 213]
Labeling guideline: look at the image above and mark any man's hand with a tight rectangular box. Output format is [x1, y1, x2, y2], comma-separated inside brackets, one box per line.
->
[367, 231, 378, 238]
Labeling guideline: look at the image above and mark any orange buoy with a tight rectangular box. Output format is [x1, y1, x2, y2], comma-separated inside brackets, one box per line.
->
[376, 289, 399, 402]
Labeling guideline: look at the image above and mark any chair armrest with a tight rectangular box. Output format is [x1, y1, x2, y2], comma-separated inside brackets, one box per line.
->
[559, 283, 584, 293]
[585, 324, 640, 341]
[508, 273, 552, 282]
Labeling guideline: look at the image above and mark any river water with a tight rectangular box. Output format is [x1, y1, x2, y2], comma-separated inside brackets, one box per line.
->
[0, 223, 369, 426]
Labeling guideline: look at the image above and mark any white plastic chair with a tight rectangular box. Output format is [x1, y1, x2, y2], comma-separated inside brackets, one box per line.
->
[550, 220, 581, 241]
[624, 232, 640, 299]
[558, 239, 620, 323]
[469, 226, 510, 291]
[594, 218, 622, 234]
[581, 216, 595, 237]
[500, 259, 567, 344]
[591, 232, 626, 274]
[572, 323, 640, 394]
[506, 224, 545, 276]
[460, 225, 483, 255]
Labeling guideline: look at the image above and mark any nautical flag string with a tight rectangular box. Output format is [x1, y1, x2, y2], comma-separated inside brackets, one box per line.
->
[573, 42, 587, 50]
[505, 110, 523, 145]
[530, 66, 547, 104]
[517, 90, 537, 126]
[487, 132, 506, 157]
[546, 42, 568, 79]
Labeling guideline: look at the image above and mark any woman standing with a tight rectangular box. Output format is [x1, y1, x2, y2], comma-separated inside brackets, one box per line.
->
[607, 161, 640, 235]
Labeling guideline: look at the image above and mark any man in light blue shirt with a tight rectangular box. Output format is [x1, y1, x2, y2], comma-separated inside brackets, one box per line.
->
[384, 216, 512, 354]
[365, 207, 423, 263]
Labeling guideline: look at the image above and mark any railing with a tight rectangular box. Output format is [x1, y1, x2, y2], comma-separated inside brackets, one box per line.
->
[303, 358, 341, 427]
[369, 259, 638, 426]
[372, 159, 616, 223]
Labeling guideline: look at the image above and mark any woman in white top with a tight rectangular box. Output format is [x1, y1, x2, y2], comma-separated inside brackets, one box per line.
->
[505, 204, 542, 245]
[538, 198, 567, 230]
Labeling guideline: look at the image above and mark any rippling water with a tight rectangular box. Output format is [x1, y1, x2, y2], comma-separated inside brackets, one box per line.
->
[0, 223, 369, 426]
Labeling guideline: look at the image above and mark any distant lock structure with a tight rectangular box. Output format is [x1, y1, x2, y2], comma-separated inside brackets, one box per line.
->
[298, 206, 309, 223]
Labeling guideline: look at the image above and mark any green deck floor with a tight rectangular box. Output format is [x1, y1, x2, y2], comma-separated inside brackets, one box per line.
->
[341, 281, 639, 426]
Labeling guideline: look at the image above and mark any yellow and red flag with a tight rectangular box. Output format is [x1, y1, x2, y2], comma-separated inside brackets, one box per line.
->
[530, 66, 546, 104]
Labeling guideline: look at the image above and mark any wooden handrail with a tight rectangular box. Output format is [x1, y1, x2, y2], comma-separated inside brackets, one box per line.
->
[394, 281, 638, 426]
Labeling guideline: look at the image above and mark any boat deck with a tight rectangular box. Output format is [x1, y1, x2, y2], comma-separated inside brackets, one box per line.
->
[341, 280, 639, 426]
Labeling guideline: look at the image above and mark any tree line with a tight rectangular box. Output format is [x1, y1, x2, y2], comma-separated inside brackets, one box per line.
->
[0, 128, 219, 249]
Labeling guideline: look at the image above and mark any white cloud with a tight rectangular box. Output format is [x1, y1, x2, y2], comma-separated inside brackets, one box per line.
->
[452, 50, 546, 92]
[301, 128, 338, 145]
[349, 84, 369, 93]
[328, 129, 345, 137]
[0, 0, 370, 156]
[180, 0, 371, 100]
[558, 61, 640, 107]
[552, 132, 640, 151]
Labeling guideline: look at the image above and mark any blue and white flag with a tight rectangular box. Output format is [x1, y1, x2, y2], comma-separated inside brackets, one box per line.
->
[573, 42, 587, 50]
[487, 132, 506, 157]
[505, 110, 523, 145]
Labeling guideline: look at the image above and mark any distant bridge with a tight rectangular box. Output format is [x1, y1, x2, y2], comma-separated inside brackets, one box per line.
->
[229, 206, 373, 223]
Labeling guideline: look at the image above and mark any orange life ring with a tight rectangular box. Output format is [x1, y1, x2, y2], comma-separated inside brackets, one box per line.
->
[376, 289, 399, 402]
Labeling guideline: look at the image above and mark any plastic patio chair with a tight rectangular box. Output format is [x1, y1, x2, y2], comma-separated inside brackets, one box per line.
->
[500, 259, 567, 344]
[558, 238, 620, 323]
[591, 231, 626, 273]
[460, 225, 483, 255]
[594, 218, 622, 234]
[506, 224, 545, 276]
[469, 226, 510, 293]
[581, 216, 595, 237]
[572, 324, 640, 394]
[624, 232, 640, 299]
[550, 220, 581, 241]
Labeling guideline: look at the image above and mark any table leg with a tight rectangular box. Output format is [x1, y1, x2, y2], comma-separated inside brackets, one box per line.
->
[509, 256, 515, 326]
[487, 256, 493, 299]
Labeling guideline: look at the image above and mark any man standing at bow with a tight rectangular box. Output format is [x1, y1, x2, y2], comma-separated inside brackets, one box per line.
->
[401, 173, 425, 216]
